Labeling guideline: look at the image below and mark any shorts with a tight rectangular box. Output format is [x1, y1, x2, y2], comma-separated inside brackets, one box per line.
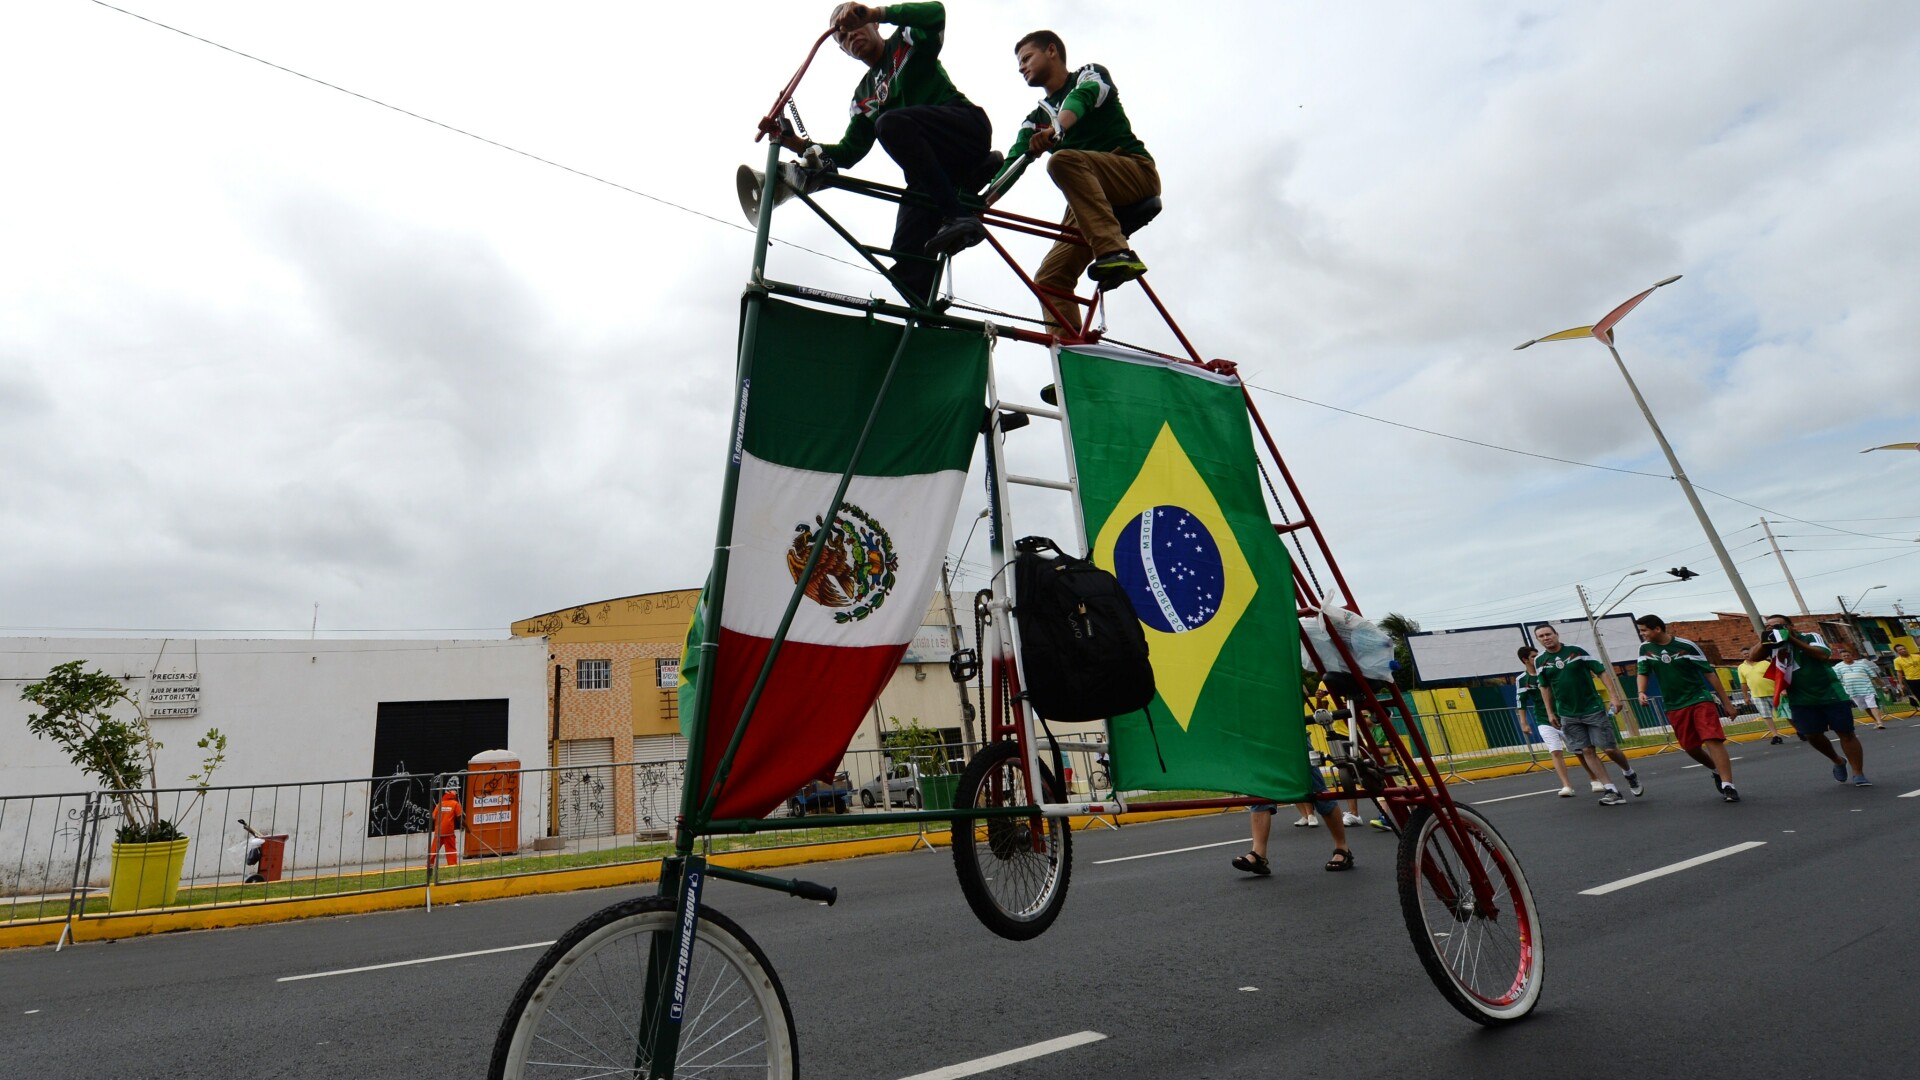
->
[1789, 700, 1855, 738]
[1667, 701, 1725, 750]
[1849, 693, 1878, 710]
[1559, 710, 1616, 753]
[1253, 767, 1335, 818]
[1534, 721, 1568, 753]
[1752, 698, 1775, 719]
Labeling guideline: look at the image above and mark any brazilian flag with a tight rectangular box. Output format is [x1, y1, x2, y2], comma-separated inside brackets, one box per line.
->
[1058, 345, 1309, 803]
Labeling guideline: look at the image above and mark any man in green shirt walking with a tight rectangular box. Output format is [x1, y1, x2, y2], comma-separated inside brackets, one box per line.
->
[1745, 615, 1870, 786]
[988, 30, 1160, 334]
[772, 3, 995, 304]
[1533, 624, 1642, 805]
[1634, 615, 1741, 802]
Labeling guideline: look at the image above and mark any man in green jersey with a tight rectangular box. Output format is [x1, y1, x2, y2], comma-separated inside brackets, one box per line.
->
[772, 3, 995, 303]
[1516, 645, 1598, 797]
[1532, 624, 1642, 805]
[1634, 615, 1740, 802]
[989, 30, 1160, 334]
[1745, 615, 1870, 786]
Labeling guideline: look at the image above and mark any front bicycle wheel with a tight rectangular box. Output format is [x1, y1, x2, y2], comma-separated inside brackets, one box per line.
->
[1396, 805, 1543, 1025]
[950, 741, 1071, 941]
[490, 896, 797, 1078]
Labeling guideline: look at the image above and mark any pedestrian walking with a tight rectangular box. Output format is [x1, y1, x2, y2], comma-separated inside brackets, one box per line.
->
[1745, 616, 1870, 786]
[428, 784, 464, 877]
[1834, 648, 1888, 729]
[1890, 643, 1920, 709]
[1735, 656, 1788, 743]
[1516, 646, 1601, 797]
[1532, 624, 1643, 805]
[1634, 615, 1741, 802]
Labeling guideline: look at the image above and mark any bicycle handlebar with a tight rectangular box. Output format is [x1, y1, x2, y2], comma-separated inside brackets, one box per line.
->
[756, 29, 837, 141]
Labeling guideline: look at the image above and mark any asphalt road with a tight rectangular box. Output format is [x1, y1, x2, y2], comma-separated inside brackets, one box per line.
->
[5, 722, 1918, 1079]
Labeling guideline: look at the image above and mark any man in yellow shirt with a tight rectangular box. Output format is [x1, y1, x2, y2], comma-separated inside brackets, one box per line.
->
[1736, 657, 1787, 744]
[1892, 644, 1920, 710]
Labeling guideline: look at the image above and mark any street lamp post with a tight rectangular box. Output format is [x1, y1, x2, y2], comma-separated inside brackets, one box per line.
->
[1837, 585, 1886, 654]
[1576, 571, 1642, 735]
[1518, 276, 1765, 634]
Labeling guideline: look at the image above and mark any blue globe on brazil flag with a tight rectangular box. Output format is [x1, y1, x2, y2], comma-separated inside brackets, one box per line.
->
[1112, 505, 1225, 633]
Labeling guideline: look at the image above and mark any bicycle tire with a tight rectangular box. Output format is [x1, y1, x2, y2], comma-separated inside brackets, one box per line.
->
[489, 895, 798, 1078]
[950, 741, 1071, 941]
[1396, 805, 1543, 1025]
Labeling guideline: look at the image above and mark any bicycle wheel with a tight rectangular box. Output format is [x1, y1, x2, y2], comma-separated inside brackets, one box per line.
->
[490, 896, 797, 1078]
[950, 741, 1071, 941]
[1396, 805, 1543, 1025]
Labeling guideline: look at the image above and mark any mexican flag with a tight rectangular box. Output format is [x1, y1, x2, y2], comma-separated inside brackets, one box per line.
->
[1056, 344, 1310, 803]
[679, 299, 987, 820]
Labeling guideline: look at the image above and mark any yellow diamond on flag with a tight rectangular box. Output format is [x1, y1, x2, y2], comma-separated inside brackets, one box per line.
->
[1090, 423, 1257, 730]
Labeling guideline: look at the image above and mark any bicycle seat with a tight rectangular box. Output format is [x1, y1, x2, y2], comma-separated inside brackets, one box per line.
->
[1116, 195, 1162, 236]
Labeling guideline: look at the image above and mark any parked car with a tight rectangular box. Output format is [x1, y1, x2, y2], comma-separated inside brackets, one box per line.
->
[858, 763, 925, 808]
[788, 773, 851, 817]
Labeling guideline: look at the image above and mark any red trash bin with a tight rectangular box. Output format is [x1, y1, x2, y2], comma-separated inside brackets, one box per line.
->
[256, 835, 289, 882]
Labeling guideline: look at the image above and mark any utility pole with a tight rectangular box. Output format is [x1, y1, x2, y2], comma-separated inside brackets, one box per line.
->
[1760, 518, 1809, 616]
[940, 558, 975, 746]
[1576, 585, 1640, 736]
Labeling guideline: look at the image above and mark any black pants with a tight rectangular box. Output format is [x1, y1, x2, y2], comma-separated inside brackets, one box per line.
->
[873, 102, 991, 302]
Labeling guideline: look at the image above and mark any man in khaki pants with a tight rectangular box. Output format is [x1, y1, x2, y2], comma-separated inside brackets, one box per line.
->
[989, 29, 1159, 334]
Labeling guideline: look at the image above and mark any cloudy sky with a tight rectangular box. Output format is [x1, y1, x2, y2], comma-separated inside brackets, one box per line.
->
[3, 0, 1916, 643]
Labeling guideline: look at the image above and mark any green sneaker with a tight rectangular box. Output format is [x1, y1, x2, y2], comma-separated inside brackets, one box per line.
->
[1087, 248, 1148, 286]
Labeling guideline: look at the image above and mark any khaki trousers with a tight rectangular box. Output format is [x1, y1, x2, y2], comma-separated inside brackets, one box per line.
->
[1036, 150, 1161, 333]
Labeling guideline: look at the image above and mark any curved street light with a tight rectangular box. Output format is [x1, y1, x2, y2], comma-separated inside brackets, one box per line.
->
[1518, 276, 1764, 633]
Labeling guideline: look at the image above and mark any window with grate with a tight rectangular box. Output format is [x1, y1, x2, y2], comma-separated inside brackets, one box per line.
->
[576, 658, 612, 690]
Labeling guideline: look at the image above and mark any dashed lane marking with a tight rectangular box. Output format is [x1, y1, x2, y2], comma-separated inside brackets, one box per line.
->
[277, 940, 554, 982]
[1095, 838, 1248, 865]
[1580, 841, 1767, 896]
[894, 1031, 1108, 1079]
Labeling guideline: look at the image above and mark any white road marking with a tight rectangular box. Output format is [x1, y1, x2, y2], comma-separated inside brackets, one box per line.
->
[1898, 788, 1920, 799]
[894, 1031, 1107, 1080]
[1473, 788, 1562, 804]
[1580, 842, 1767, 896]
[24, 1009, 40, 1015]
[276, 940, 554, 982]
[1238, 986, 1258, 992]
[1095, 838, 1247, 865]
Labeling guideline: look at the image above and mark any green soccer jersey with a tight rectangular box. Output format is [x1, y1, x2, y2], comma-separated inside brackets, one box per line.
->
[1515, 672, 1544, 717]
[991, 62, 1151, 189]
[1637, 636, 1716, 709]
[1780, 631, 1849, 707]
[815, 3, 970, 169]
[1536, 644, 1607, 717]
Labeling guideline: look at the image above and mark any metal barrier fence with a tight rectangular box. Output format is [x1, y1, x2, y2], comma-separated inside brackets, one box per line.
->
[8, 707, 1842, 930]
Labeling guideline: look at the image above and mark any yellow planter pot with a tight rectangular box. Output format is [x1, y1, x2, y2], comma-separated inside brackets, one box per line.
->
[108, 838, 190, 912]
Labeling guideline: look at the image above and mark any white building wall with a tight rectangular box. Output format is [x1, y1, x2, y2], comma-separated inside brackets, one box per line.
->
[1, 637, 550, 894]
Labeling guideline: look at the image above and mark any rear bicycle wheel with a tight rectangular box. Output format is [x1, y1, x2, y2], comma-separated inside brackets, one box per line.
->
[950, 741, 1071, 940]
[489, 896, 797, 1078]
[1396, 805, 1543, 1025]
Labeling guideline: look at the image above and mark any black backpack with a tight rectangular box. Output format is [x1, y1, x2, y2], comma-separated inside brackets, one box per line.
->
[1012, 536, 1156, 722]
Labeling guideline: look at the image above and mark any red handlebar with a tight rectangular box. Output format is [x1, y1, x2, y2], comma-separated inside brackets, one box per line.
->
[756, 29, 837, 141]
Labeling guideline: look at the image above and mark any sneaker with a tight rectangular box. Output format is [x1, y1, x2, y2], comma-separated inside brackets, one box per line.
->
[1770, 735, 1785, 744]
[1342, 812, 1364, 827]
[1721, 783, 1740, 802]
[1853, 775, 1874, 787]
[1831, 761, 1848, 783]
[1557, 786, 1576, 797]
[1087, 248, 1148, 286]
[925, 215, 986, 257]
[1367, 818, 1392, 832]
[1590, 780, 1606, 794]
[1292, 814, 1319, 827]
[1624, 771, 1644, 797]
[1598, 790, 1626, 806]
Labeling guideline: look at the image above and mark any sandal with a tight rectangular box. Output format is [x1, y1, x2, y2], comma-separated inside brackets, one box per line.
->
[1324, 848, 1354, 872]
[1231, 851, 1272, 876]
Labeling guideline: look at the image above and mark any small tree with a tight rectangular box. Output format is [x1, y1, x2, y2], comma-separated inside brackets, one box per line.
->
[21, 661, 227, 844]
[1377, 612, 1421, 691]
[883, 715, 951, 776]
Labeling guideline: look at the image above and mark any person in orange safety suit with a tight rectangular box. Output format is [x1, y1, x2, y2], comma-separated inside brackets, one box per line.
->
[428, 786, 463, 875]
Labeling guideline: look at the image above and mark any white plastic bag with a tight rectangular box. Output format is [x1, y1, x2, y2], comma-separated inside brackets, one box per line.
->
[1300, 607, 1396, 683]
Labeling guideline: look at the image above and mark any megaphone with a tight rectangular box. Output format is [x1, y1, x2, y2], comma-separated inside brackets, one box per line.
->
[736, 148, 834, 224]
